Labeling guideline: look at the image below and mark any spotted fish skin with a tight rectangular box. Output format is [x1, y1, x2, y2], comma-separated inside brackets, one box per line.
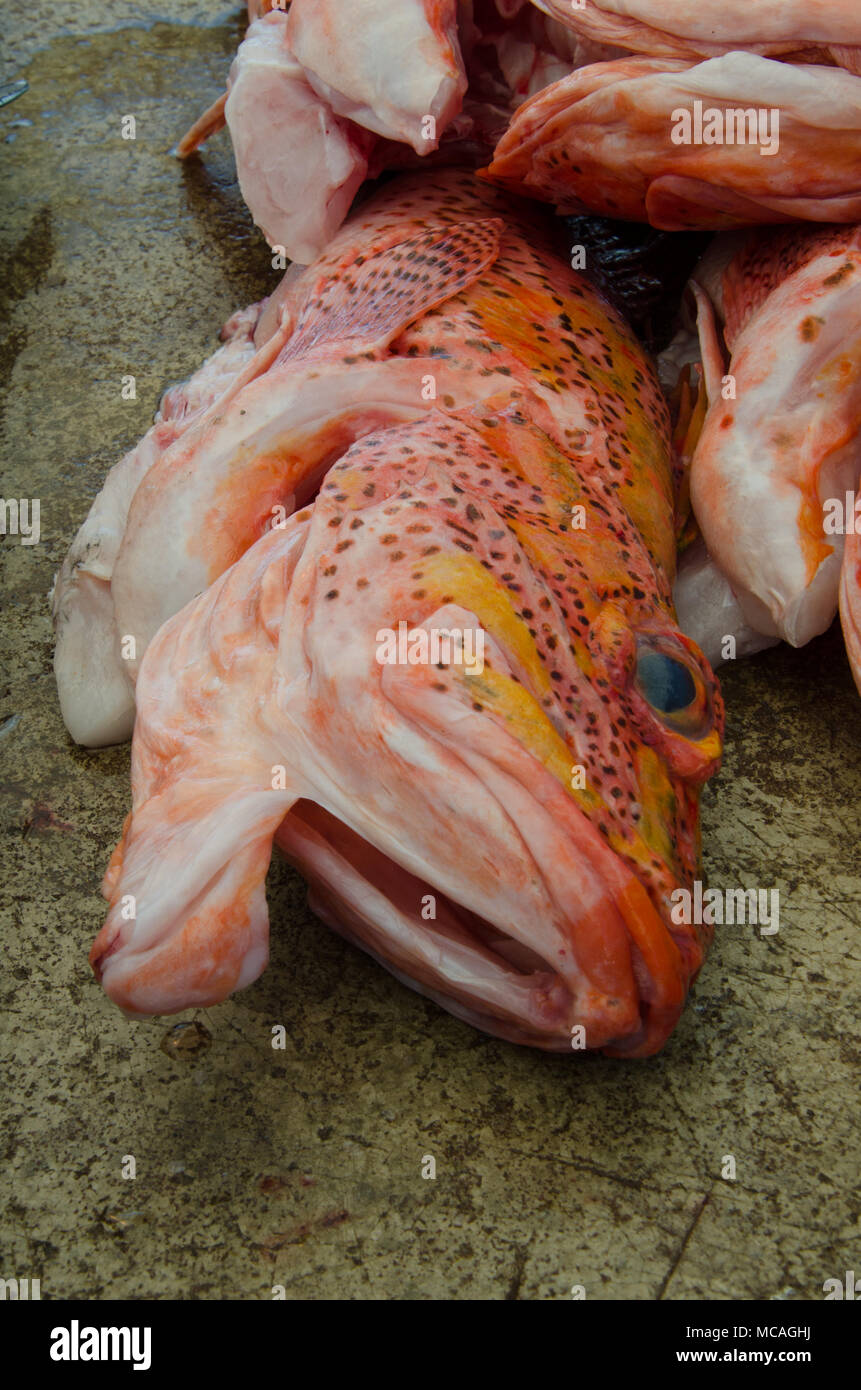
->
[59, 170, 676, 746]
[687, 222, 861, 670]
[89, 171, 724, 1057]
[484, 52, 861, 231]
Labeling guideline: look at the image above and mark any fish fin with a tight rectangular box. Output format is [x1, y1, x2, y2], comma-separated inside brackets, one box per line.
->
[281, 218, 503, 363]
[174, 90, 227, 158]
[688, 280, 726, 406]
[194, 306, 294, 423]
[53, 572, 136, 747]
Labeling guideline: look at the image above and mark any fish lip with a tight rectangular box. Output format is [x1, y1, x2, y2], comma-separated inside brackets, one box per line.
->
[276, 800, 696, 1057]
[279, 802, 588, 1043]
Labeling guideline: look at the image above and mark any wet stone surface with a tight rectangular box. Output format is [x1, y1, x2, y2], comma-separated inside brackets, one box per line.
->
[1, 4, 859, 1300]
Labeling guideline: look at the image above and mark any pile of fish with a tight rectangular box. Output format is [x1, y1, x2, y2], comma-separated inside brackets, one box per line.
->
[54, 0, 861, 1056]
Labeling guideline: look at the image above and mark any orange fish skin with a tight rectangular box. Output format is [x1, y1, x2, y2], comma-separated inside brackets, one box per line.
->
[90, 171, 724, 1056]
[538, 0, 861, 71]
[484, 53, 861, 231]
[688, 223, 861, 669]
[72, 169, 677, 743]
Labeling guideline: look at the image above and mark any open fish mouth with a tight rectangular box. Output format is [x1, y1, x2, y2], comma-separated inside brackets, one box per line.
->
[91, 745, 694, 1059]
[275, 800, 691, 1058]
[292, 808, 634, 1051]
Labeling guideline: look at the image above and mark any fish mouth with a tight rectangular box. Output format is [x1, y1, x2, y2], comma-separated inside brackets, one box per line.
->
[275, 799, 688, 1059]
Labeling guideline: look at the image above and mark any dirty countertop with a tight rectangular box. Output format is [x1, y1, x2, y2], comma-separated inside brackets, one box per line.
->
[1, 3, 859, 1300]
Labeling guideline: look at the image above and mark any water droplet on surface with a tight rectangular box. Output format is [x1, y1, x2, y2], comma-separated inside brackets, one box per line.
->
[159, 1020, 212, 1059]
[102, 1210, 144, 1232]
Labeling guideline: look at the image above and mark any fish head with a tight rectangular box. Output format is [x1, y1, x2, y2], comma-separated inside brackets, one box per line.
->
[689, 225, 861, 659]
[91, 387, 723, 1057]
[270, 391, 724, 1057]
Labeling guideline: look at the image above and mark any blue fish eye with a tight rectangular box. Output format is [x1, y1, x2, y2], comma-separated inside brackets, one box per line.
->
[636, 650, 697, 713]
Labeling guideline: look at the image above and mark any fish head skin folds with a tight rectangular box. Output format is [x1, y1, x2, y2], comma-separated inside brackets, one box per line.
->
[92, 393, 723, 1058]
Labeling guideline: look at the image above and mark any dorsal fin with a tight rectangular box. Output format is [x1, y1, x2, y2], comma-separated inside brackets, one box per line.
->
[279, 218, 503, 364]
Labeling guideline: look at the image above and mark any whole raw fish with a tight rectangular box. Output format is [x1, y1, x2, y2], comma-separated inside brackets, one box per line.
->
[679, 223, 861, 687]
[87, 171, 724, 1057]
[485, 52, 861, 230]
[533, 1, 861, 71]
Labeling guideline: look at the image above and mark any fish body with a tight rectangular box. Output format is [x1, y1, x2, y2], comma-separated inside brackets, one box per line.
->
[486, 52, 861, 230]
[534, 0, 861, 71]
[87, 171, 723, 1057]
[684, 223, 861, 683]
[57, 171, 674, 741]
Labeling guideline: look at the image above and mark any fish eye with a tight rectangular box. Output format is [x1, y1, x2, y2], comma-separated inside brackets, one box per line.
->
[635, 649, 697, 713]
[633, 639, 714, 743]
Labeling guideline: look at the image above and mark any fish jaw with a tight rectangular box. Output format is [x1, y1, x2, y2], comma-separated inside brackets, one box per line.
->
[91, 522, 309, 1015]
[690, 235, 861, 649]
[272, 701, 689, 1057]
[367, 622, 694, 1056]
[91, 784, 290, 1015]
